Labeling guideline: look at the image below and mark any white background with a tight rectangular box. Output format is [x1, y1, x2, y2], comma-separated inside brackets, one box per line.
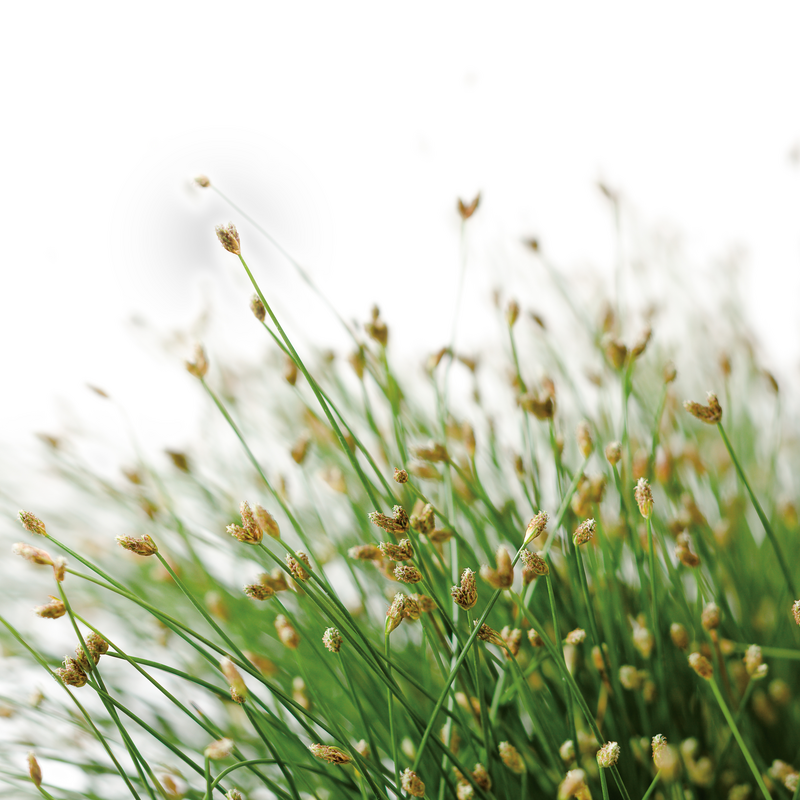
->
[2, 3, 799, 461]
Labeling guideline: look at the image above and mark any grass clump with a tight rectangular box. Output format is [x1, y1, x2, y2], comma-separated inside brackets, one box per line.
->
[2, 177, 800, 800]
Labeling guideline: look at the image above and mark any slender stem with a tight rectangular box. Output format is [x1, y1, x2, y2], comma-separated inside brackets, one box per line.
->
[385, 633, 401, 796]
[640, 771, 661, 800]
[599, 765, 610, 800]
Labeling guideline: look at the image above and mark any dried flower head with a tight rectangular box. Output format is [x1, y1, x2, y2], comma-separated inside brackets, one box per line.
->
[205, 738, 234, 760]
[701, 602, 721, 631]
[498, 741, 525, 774]
[275, 615, 300, 650]
[369, 506, 409, 534]
[451, 568, 478, 610]
[386, 593, 407, 634]
[597, 741, 620, 768]
[286, 551, 311, 582]
[457, 192, 480, 220]
[576, 421, 593, 459]
[688, 652, 714, 679]
[670, 623, 689, 650]
[402, 595, 421, 621]
[260, 569, 289, 592]
[605, 441, 622, 466]
[517, 389, 555, 420]
[559, 740, 575, 762]
[115, 533, 159, 557]
[520, 549, 549, 581]
[244, 583, 275, 601]
[558, 768, 589, 800]
[185, 344, 209, 379]
[476, 623, 505, 648]
[13, 543, 55, 567]
[744, 644, 764, 676]
[505, 299, 520, 327]
[253, 505, 280, 539]
[472, 763, 491, 790]
[501, 626, 522, 658]
[684, 393, 722, 424]
[603, 335, 628, 370]
[410, 503, 435, 534]
[315, 741, 353, 765]
[565, 629, 586, 646]
[412, 593, 435, 614]
[675, 532, 700, 567]
[528, 629, 544, 647]
[19, 511, 47, 537]
[323, 627, 342, 653]
[393, 468, 409, 483]
[480, 546, 514, 589]
[27, 752, 42, 788]
[634, 478, 654, 519]
[215, 223, 241, 255]
[195, 175, 211, 188]
[632, 622, 654, 659]
[394, 564, 422, 584]
[379, 539, 414, 561]
[572, 519, 595, 547]
[220, 658, 248, 703]
[401, 767, 425, 797]
[248, 293, 266, 322]
[348, 544, 383, 561]
[524, 511, 548, 545]
[413, 442, 449, 463]
[34, 596, 66, 619]
[56, 657, 88, 688]
[618, 665, 643, 690]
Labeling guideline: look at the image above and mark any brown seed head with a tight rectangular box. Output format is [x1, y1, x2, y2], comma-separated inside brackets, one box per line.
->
[56, 657, 88, 688]
[386, 593, 407, 634]
[379, 539, 414, 561]
[597, 741, 620, 768]
[675, 532, 700, 567]
[605, 441, 622, 466]
[451, 568, 478, 610]
[394, 564, 422, 584]
[603, 335, 628, 370]
[670, 623, 689, 650]
[576, 421, 593, 459]
[369, 506, 409, 534]
[394, 468, 408, 483]
[195, 175, 211, 188]
[205, 738, 234, 760]
[308, 744, 352, 764]
[260, 569, 289, 592]
[476, 623, 505, 648]
[185, 344, 209, 379]
[506, 300, 520, 327]
[215, 223, 241, 255]
[517, 390, 555, 420]
[412, 593, 435, 613]
[634, 478, 654, 519]
[323, 627, 342, 653]
[498, 741, 525, 774]
[528, 629, 544, 647]
[34, 595, 66, 619]
[252, 505, 280, 539]
[480, 546, 514, 589]
[410, 503, 435, 535]
[559, 768, 589, 800]
[565, 629, 586, 646]
[13, 543, 55, 567]
[28, 752, 42, 788]
[524, 511, 548, 545]
[286, 551, 311, 582]
[688, 652, 714, 679]
[220, 658, 248, 703]
[275, 615, 300, 649]
[19, 511, 47, 537]
[632, 622, 654, 659]
[744, 644, 764, 677]
[244, 583, 275, 601]
[472, 763, 491, 790]
[457, 192, 480, 220]
[501, 626, 522, 659]
[684, 393, 722, 424]
[250, 294, 266, 321]
[365, 308, 389, 347]
[618, 665, 643, 690]
[348, 543, 383, 561]
[401, 767, 426, 797]
[701, 602, 721, 631]
[413, 442, 449, 463]
[402, 594, 421, 621]
[663, 362, 677, 383]
[572, 519, 595, 547]
[520, 550, 550, 581]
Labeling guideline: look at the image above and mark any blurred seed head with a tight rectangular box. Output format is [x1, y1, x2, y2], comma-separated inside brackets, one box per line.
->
[688, 652, 714, 679]
[401, 768, 425, 797]
[185, 344, 209, 379]
[499, 741, 525, 774]
[322, 627, 342, 653]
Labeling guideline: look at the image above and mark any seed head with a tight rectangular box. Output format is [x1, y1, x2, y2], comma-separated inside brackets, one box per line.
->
[498, 741, 525, 774]
[252, 505, 280, 539]
[19, 511, 47, 537]
[215, 223, 241, 255]
[260, 569, 289, 592]
[27, 752, 42, 788]
[220, 658, 248, 703]
[185, 344, 209, 379]
[457, 192, 480, 220]
[576, 421, 593, 458]
[286, 551, 311, 582]
[603, 335, 628, 369]
[634, 478, 654, 519]
[670, 623, 689, 650]
[250, 294, 266, 322]
[663, 362, 677, 383]
[309, 744, 352, 764]
[205, 738, 234, 760]
[501, 626, 522, 659]
[632, 622, 654, 659]
[410, 503, 435, 535]
[369, 506, 409, 534]
[195, 175, 211, 188]
[506, 299, 520, 327]
[413, 442, 449, 463]
[348, 544, 383, 561]
[386, 593, 407, 634]
[480, 546, 514, 589]
[472, 763, 491, 790]
[618, 665, 643, 690]
[412, 593, 435, 613]
[476, 622, 505, 648]
[379, 539, 414, 561]
[688, 652, 714, 679]
[597, 741, 620, 768]
[528, 629, 544, 647]
[394, 564, 422, 584]
[451, 568, 478, 610]
[684, 393, 722, 424]
[744, 644, 764, 676]
[793, 599, 800, 626]
[520, 549, 549, 580]
[675, 532, 700, 567]
[565, 628, 586, 646]
[56, 657, 88, 688]
[524, 511, 548, 544]
[701, 602, 721, 631]
[323, 627, 342, 653]
[34, 596, 66, 619]
[558, 768, 588, 800]
[559, 740, 575, 763]
[225, 790, 243, 800]
[401, 768, 425, 797]
[394, 468, 409, 484]
[572, 519, 595, 547]
[275, 615, 300, 650]
[605, 442, 622, 466]
[13, 543, 55, 567]
[244, 583, 275, 601]
[517, 389, 555, 420]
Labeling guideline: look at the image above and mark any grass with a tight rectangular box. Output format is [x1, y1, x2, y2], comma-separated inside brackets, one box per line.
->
[2, 177, 800, 800]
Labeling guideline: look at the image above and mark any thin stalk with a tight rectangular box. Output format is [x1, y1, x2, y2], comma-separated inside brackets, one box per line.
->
[385, 633, 402, 797]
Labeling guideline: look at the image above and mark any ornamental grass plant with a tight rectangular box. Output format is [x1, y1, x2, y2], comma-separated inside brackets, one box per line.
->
[2, 178, 800, 800]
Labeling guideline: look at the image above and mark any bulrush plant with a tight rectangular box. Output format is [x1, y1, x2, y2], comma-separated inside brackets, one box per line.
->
[3, 178, 800, 800]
